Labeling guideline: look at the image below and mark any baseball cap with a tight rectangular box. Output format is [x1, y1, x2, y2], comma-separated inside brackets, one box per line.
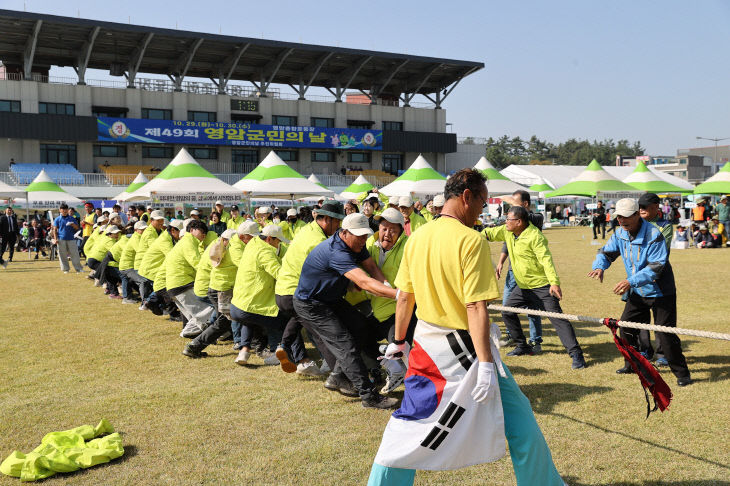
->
[105, 225, 121, 234]
[84, 202, 94, 207]
[215, 200, 224, 206]
[150, 209, 165, 220]
[168, 219, 184, 231]
[638, 193, 660, 207]
[398, 196, 413, 207]
[699, 224, 708, 230]
[230, 204, 239, 211]
[389, 196, 400, 206]
[287, 208, 297, 217]
[342, 213, 374, 237]
[134, 220, 147, 230]
[108, 212, 120, 220]
[433, 194, 446, 207]
[262, 224, 290, 244]
[97, 215, 109, 224]
[190, 209, 200, 216]
[146, 205, 153, 210]
[317, 200, 345, 220]
[221, 228, 237, 240]
[375, 207, 405, 226]
[613, 198, 639, 218]
[237, 221, 260, 236]
[258, 206, 272, 214]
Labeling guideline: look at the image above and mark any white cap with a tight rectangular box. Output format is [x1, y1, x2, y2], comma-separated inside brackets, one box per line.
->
[258, 206, 272, 214]
[146, 205, 153, 210]
[389, 196, 400, 205]
[134, 220, 147, 230]
[287, 208, 297, 217]
[398, 196, 413, 207]
[97, 215, 109, 224]
[376, 207, 405, 226]
[342, 213, 374, 237]
[190, 209, 200, 216]
[108, 212, 120, 221]
[150, 209, 165, 220]
[215, 200, 224, 206]
[168, 219, 184, 231]
[262, 224, 290, 244]
[237, 221, 260, 236]
[221, 228, 237, 240]
[613, 198, 639, 218]
[105, 225, 121, 234]
[433, 194, 446, 207]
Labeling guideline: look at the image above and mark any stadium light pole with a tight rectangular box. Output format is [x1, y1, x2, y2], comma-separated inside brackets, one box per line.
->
[696, 136, 730, 174]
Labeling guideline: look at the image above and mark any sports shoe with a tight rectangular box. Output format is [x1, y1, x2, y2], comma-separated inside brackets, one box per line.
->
[362, 393, 399, 410]
[180, 328, 202, 339]
[138, 303, 148, 311]
[529, 341, 542, 354]
[381, 360, 407, 394]
[234, 349, 251, 365]
[263, 354, 280, 366]
[499, 336, 515, 347]
[370, 368, 385, 388]
[571, 353, 587, 370]
[677, 376, 693, 387]
[655, 357, 669, 367]
[296, 361, 326, 377]
[86, 273, 94, 280]
[122, 298, 137, 304]
[0, 261, 7, 269]
[218, 331, 233, 342]
[233, 343, 243, 351]
[63, 270, 69, 274]
[109, 294, 122, 300]
[275, 346, 297, 373]
[182, 344, 208, 359]
[616, 365, 633, 374]
[507, 346, 534, 357]
[324, 373, 359, 397]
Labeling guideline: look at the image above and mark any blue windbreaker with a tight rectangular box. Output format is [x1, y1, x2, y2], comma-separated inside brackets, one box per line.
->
[592, 219, 675, 298]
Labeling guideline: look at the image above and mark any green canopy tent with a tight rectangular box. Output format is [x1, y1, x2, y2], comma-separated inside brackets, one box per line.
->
[113, 172, 150, 201]
[694, 162, 730, 195]
[340, 175, 375, 200]
[528, 177, 555, 194]
[623, 161, 692, 194]
[379, 154, 446, 197]
[473, 156, 529, 195]
[545, 159, 640, 198]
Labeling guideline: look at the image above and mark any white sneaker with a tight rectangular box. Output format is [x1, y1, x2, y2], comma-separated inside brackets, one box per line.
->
[94, 279, 102, 287]
[1, 261, 8, 269]
[122, 298, 137, 304]
[381, 359, 407, 394]
[296, 361, 326, 377]
[263, 354, 280, 366]
[320, 360, 331, 374]
[235, 349, 251, 366]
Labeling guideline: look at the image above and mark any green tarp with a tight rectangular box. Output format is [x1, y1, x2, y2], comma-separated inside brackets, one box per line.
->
[1, 419, 124, 482]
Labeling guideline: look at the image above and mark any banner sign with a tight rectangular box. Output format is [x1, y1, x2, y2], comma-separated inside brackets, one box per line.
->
[152, 192, 241, 204]
[97, 117, 382, 150]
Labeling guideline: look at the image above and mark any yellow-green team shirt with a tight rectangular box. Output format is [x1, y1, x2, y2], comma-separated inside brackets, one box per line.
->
[134, 225, 161, 270]
[274, 221, 327, 296]
[228, 234, 247, 266]
[108, 236, 129, 268]
[395, 217, 499, 331]
[119, 232, 141, 271]
[87, 234, 115, 262]
[278, 219, 306, 242]
[226, 215, 245, 230]
[232, 236, 282, 317]
[209, 237, 238, 292]
[165, 233, 203, 291]
[366, 231, 408, 322]
[138, 231, 174, 282]
[194, 246, 213, 297]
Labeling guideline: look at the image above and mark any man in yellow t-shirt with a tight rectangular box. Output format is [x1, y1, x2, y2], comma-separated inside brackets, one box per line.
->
[80, 202, 95, 256]
[368, 168, 566, 486]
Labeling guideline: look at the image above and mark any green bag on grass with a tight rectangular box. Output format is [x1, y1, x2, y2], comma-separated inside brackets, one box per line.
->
[0, 419, 124, 482]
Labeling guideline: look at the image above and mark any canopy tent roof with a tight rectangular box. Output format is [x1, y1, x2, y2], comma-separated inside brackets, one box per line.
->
[25, 170, 83, 207]
[0, 180, 24, 199]
[527, 176, 555, 193]
[113, 172, 149, 201]
[234, 151, 333, 199]
[124, 148, 241, 203]
[622, 161, 691, 194]
[339, 175, 374, 200]
[299, 174, 342, 202]
[545, 160, 640, 198]
[694, 162, 730, 195]
[473, 157, 529, 196]
[379, 155, 446, 197]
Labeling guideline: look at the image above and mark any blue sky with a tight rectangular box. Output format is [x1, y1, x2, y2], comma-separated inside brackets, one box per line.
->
[6, 0, 730, 155]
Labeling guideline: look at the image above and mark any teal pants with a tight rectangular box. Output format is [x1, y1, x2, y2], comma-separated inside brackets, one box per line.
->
[367, 364, 563, 486]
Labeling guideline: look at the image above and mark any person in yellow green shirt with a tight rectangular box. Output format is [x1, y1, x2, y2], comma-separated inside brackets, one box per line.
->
[226, 204, 245, 230]
[101, 225, 128, 300]
[483, 206, 585, 368]
[214, 200, 232, 224]
[87, 224, 121, 288]
[278, 208, 306, 242]
[80, 202, 95, 256]
[119, 220, 147, 304]
[130, 210, 166, 302]
[357, 191, 387, 215]
[397, 196, 426, 236]
[138, 219, 184, 315]
[83, 215, 108, 261]
[274, 200, 346, 376]
[421, 194, 445, 222]
[255, 205, 273, 229]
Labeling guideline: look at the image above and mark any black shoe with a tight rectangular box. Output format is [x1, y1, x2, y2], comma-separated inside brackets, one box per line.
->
[182, 344, 208, 359]
[677, 376, 693, 387]
[370, 368, 385, 388]
[218, 331, 233, 342]
[616, 365, 633, 374]
[168, 315, 183, 322]
[147, 302, 164, 316]
[507, 346, 534, 357]
[34, 254, 39, 260]
[571, 353, 587, 369]
[324, 373, 359, 397]
[362, 392, 399, 409]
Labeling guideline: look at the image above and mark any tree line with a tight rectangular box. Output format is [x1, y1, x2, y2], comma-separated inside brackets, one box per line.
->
[468, 136, 645, 168]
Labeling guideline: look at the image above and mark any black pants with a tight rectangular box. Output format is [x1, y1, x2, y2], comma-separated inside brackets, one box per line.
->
[293, 297, 376, 399]
[87, 257, 101, 271]
[1, 234, 17, 262]
[189, 289, 232, 351]
[593, 221, 606, 239]
[620, 292, 690, 379]
[370, 313, 418, 345]
[502, 284, 582, 357]
[277, 294, 334, 365]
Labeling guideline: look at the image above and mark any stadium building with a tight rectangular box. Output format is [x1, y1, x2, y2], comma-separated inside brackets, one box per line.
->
[0, 9, 482, 194]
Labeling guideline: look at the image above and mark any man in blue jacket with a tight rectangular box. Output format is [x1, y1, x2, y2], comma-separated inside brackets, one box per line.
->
[588, 198, 691, 386]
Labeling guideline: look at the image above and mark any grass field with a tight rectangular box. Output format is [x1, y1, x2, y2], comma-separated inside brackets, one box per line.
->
[1, 227, 728, 485]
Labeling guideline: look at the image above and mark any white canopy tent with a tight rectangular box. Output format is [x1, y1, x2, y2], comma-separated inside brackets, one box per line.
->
[234, 151, 334, 199]
[473, 157, 529, 195]
[379, 155, 446, 197]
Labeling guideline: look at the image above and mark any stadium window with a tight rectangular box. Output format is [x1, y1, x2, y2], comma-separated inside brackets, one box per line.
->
[348, 152, 371, 164]
[382, 121, 403, 131]
[310, 117, 334, 128]
[382, 153, 404, 175]
[142, 146, 174, 159]
[187, 111, 217, 122]
[188, 147, 218, 159]
[311, 151, 335, 162]
[40, 144, 77, 166]
[93, 145, 127, 158]
[92, 107, 127, 118]
[272, 115, 297, 126]
[275, 150, 298, 162]
[0, 100, 20, 112]
[142, 108, 172, 120]
[39, 102, 75, 115]
[347, 121, 372, 130]
[232, 149, 258, 173]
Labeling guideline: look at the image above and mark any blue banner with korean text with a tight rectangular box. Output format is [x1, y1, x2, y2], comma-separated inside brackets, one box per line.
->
[97, 117, 382, 150]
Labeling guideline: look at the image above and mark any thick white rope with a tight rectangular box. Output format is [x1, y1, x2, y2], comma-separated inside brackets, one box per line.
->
[487, 304, 730, 342]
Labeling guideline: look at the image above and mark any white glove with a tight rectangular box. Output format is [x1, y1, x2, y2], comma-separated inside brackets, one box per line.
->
[471, 362, 497, 404]
[382, 341, 410, 360]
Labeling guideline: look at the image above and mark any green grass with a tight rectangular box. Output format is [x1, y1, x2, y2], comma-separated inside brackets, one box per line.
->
[0, 227, 728, 485]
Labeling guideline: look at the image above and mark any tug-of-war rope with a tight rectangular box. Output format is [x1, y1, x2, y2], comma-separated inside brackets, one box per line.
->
[487, 304, 729, 417]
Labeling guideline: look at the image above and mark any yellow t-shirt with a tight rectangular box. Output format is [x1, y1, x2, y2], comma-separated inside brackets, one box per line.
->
[394, 217, 499, 330]
[82, 213, 95, 237]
